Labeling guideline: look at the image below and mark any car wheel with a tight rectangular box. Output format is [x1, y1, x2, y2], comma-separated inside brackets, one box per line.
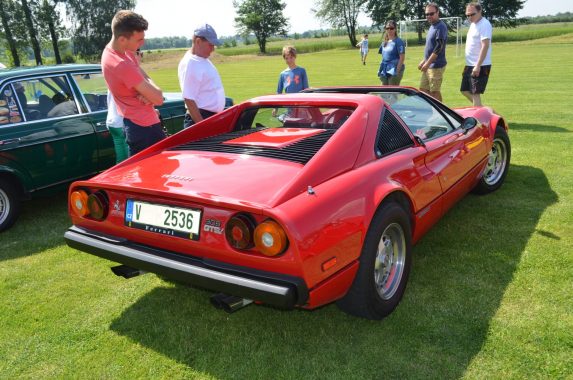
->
[337, 202, 412, 320]
[473, 126, 511, 194]
[0, 179, 21, 232]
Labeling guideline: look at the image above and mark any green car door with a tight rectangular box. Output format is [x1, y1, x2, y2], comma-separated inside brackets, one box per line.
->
[0, 75, 100, 192]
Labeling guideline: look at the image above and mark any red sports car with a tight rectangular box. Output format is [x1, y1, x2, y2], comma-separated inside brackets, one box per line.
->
[64, 87, 510, 320]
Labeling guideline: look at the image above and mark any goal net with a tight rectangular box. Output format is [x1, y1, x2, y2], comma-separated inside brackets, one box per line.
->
[398, 17, 463, 57]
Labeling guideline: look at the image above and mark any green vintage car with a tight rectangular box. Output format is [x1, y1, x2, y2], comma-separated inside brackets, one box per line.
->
[0, 64, 187, 232]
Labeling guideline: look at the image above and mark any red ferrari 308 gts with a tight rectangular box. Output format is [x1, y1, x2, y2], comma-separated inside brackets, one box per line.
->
[64, 86, 510, 320]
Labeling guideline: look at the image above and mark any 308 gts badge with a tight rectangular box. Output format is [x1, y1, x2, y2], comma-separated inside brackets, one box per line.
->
[204, 218, 223, 234]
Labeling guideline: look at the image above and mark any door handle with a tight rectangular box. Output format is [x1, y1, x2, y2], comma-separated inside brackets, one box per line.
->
[0, 138, 21, 145]
[449, 150, 460, 159]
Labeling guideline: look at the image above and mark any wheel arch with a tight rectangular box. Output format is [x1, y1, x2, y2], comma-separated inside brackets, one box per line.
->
[0, 169, 29, 201]
[374, 189, 416, 237]
[490, 115, 508, 135]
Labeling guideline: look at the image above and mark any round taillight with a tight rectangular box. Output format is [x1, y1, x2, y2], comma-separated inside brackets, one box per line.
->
[70, 190, 89, 217]
[87, 191, 108, 221]
[225, 214, 255, 250]
[254, 220, 288, 257]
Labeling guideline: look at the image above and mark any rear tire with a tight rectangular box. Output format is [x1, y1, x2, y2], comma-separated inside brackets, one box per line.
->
[0, 179, 21, 232]
[337, 202, 412, 320]
[473, 126, 511, 194]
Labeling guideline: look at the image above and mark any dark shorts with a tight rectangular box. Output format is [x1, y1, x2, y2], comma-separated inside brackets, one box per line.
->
[461, 65, 491, 94]
[123, 119, 166, 156]
[183, 109, 216, 129]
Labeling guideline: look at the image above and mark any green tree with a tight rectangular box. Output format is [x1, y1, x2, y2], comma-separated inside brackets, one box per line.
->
[234, 0, 289, 54]
[65, 0, 135, 62]
[20, 0, 43, 65]
[367, 0, 525, 29]
[36, 0, 65, 64]
[0, 0, 21, 66]
[313, 0, 367, 47]
[366, 0, 427, 42]
[0, 0, 32, 66]
[451, 0, 525, 28]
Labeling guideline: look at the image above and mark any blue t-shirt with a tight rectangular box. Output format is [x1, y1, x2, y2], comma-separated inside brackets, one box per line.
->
[424, 20, 447, 68]
[378, 38, 406, 77]
[277, 66, 309, 94]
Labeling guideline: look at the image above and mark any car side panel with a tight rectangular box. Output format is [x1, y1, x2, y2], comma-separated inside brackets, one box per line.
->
[423, 123, 489, 211]
[90, 109, 116, 172]
[1, 116, 99, 191]
[67, 72, 115, 172]
[158, 99, 187, 135]
[268, 145, 442, 291]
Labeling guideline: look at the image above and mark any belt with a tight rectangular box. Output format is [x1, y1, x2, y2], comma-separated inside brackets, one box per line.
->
[186, 109, 216, 119]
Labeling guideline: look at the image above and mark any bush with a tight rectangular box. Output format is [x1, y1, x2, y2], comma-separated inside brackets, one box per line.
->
[62, 54, 76, 64]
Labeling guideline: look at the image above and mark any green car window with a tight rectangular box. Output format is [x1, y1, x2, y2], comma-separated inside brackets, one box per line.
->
[73, 73, 109, 112]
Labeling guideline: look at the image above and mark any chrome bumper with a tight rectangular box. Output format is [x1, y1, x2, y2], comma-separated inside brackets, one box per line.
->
[64, 226, 308, 308]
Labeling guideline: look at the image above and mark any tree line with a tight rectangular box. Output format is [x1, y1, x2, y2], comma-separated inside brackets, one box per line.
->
[525, 12, 573, 24]
[0, 0, 134, 66]
[0, 0, 532, 66]
[235, 0, 526, 53]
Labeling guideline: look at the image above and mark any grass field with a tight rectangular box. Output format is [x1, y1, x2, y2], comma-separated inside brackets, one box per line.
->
[1, 32, 572, 379]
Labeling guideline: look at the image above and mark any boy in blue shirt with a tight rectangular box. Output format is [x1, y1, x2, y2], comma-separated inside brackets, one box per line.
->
[277, 46, 309, 94]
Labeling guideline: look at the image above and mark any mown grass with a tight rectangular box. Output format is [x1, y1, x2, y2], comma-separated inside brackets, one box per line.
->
[1, 31, 572, 379]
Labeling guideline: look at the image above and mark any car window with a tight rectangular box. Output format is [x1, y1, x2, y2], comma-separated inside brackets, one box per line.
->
[388, 95, 455, 141]
[236, 106, 354, 131]
[73, 73, 108, 112]
[10, 75, 79, 122]
[0, 83, 24, 126]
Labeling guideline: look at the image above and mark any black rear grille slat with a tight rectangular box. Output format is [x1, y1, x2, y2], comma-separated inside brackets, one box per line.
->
[169, 128, 337, 165]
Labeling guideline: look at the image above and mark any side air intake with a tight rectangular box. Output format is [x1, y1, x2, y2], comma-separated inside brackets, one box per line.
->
[375, 108, 415, 158]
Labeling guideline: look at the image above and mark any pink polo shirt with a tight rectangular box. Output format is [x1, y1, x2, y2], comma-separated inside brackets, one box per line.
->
[101, 45, 159, 127]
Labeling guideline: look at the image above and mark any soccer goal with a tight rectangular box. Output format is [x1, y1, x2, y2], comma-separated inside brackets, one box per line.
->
[398, 17, 463, 57]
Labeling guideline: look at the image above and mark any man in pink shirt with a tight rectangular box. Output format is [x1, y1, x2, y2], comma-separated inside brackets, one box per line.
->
[101, 10, 165, 156]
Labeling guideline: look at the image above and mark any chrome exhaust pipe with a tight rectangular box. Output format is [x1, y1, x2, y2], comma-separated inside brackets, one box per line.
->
[111, 265, 145, 279]
[210, 293, 253, 313]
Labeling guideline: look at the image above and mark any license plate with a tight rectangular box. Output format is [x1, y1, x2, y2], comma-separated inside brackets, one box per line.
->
[125, 199, 201, 240]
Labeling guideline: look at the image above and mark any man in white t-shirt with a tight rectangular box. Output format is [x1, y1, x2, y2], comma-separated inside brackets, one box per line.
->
[178, 24, 225, 128]
[461, 2, 492, 106]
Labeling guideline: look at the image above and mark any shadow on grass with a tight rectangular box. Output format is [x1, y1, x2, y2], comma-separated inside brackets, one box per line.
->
[0, 192, 69, 262]
[108, 164, 556, 379]
[509, 122, 570, 133]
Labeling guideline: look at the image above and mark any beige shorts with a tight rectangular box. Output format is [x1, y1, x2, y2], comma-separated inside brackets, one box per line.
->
[420, 66, 446, 92]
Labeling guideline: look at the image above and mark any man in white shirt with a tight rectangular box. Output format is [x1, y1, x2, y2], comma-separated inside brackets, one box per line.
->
[461, 2, 492, 106]
[178, 24, 225, 128]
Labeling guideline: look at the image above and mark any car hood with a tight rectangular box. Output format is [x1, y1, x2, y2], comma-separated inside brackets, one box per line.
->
[92, 151, 304, 210]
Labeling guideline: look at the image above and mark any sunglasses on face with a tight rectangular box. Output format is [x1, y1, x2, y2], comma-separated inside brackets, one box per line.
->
[466, 12, 477, 17]
[385, 27, 395, 30]
[425, 11, 436, 16]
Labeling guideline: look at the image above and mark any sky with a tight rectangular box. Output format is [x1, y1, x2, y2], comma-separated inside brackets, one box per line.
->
[135, 0, 573, 39]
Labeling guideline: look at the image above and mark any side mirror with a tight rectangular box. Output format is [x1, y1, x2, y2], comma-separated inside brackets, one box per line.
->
[462, 117, 478, 132]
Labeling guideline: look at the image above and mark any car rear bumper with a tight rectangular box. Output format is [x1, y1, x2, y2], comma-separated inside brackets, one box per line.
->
[64, 226, 308, 309]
